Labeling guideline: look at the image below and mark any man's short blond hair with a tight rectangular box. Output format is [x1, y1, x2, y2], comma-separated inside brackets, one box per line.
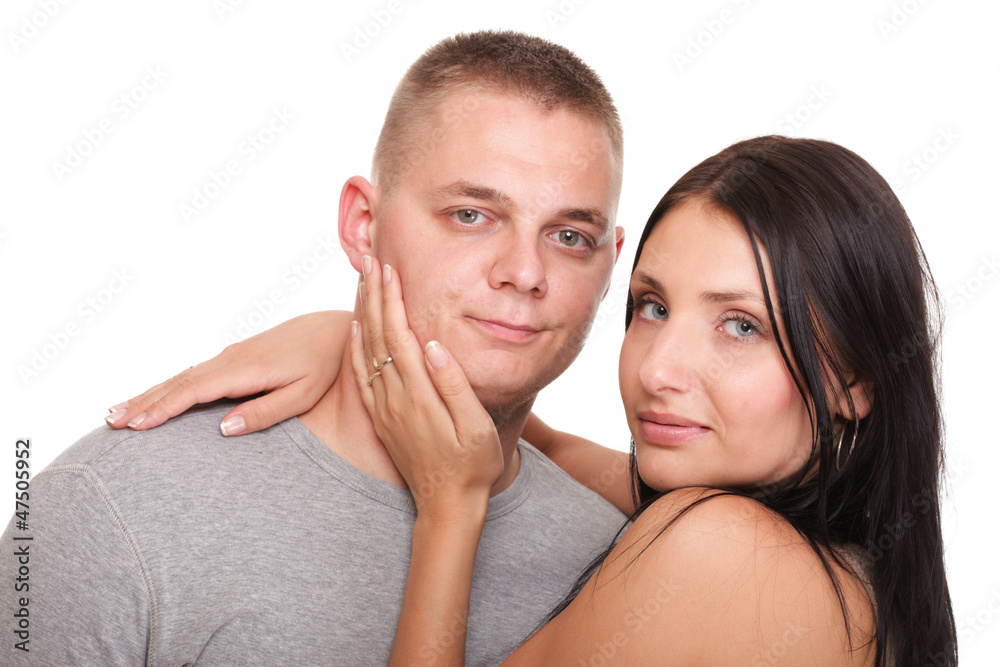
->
[372, 30, 624, 196]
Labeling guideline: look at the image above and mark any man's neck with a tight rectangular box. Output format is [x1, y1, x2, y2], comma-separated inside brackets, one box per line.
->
[299, 348, 527, 497]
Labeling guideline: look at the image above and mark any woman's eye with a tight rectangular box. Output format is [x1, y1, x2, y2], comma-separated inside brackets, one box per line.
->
[452, 209, 486, 225]
[639, 300, 668, 321]
[723, 318, 758, 338]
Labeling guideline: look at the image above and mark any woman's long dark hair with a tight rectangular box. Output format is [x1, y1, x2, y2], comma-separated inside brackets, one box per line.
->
[551, 136, 956, 666]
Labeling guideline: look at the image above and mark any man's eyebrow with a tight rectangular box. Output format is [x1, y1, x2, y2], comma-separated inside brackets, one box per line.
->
[433, 180, 513, 208]
[433, 181, 609, 232]
[700, 289, 766, 306]
[555, 207, 610, 233]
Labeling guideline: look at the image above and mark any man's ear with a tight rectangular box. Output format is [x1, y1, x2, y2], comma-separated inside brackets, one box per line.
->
[339, 175, 377, 273]
[602, 226, 626, 299]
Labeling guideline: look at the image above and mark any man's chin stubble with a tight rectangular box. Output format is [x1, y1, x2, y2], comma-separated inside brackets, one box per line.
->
[482, 391, 537, 432]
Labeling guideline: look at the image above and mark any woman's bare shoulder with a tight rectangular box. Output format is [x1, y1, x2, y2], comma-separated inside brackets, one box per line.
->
[509, 489, 876, 666]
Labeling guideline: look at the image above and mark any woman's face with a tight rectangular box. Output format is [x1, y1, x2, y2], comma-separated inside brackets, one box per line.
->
[619, 198, 814, 492]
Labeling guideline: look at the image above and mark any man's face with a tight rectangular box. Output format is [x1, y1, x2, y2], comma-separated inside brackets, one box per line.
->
[370, 89, 623, 413]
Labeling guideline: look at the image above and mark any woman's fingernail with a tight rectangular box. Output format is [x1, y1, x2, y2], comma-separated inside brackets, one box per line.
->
[220, 415, 246, 437]
[127, 412, 147, 429]
[105, 409, 127, 425]
[350, 320, 358, 338]
[382, 263, 391, 285]
[362, 255, 372, 277]
[425, 341, 448, 369]
[109, 400, 130, 411]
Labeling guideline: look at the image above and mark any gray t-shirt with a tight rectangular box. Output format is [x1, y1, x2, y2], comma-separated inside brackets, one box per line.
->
[1, 403, 625, 666]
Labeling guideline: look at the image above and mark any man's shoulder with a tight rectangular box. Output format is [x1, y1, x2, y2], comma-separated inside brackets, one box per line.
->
[45, 401, 298, 484]
[479, 442, 626, 587]
[517, 440, 627, 527]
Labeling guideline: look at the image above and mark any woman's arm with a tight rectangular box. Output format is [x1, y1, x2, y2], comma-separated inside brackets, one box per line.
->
[522, 413, 634, 515]
[102, 297, 635, 518]
[351, 257, 502, 666]
[106, 310, 353, 435]
[391, 506, 487, 666]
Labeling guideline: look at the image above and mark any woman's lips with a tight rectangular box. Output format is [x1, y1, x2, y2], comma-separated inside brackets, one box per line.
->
[638, 412, 710, 446]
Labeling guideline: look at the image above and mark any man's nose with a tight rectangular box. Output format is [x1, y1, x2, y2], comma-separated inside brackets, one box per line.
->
[488, 230, 548, 296]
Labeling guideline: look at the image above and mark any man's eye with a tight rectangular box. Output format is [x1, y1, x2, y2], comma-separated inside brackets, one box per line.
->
[553, 230, 587, 247]
[452, 209, 485, 224]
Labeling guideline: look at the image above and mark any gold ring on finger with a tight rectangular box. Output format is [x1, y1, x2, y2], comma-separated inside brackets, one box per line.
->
[367, 370, 382, 386]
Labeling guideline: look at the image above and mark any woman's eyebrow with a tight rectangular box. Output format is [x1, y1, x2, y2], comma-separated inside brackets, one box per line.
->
[630, 270, 665, 294]
[700, 289, 766, 306]
[631, 272, 767, 307]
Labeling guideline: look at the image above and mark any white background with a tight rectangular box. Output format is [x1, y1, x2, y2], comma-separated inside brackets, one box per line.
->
[2, 0, 997, 661]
